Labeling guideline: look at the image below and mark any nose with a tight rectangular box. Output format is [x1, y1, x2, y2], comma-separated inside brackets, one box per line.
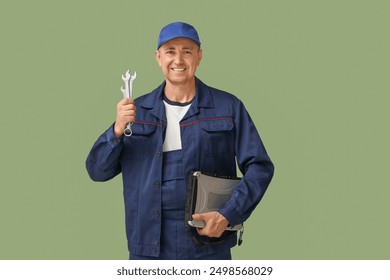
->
[174, 52, 184, 64]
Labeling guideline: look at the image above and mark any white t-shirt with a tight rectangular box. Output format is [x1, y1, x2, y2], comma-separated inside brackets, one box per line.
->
[163, 96, 192, 152]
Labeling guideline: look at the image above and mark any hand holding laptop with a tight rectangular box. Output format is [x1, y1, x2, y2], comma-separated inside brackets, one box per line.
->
[192, 211, 229, 238]
[186, 171, 243, 231]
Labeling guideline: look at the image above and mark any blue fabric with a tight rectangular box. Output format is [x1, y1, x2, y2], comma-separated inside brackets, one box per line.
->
[157, 22, 201, 49]
[86, 77, 274, 259]
[130, 212, 232, 259]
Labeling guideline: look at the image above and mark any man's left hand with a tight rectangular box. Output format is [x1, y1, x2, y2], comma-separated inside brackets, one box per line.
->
[192, 212, 229, 238]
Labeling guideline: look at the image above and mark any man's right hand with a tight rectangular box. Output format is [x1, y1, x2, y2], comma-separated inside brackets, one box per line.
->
[114, 98, 136, 138]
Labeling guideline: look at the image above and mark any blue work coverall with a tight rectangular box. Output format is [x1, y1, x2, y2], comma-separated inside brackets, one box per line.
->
[86, 78, 274, 259]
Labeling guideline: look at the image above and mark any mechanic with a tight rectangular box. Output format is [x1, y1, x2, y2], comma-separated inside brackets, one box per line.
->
[86, 22, 274, 260]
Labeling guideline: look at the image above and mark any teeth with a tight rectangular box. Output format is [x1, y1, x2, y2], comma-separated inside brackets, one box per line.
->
[172, 68, 185, 72]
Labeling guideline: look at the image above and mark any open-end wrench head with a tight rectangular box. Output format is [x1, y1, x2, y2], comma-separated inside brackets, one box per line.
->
[121, 85, 128, 98]
[122, 70, 131, 81]
[121, 69, 136, 99]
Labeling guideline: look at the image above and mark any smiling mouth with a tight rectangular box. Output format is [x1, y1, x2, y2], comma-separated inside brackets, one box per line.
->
[171, 68, 186, 72]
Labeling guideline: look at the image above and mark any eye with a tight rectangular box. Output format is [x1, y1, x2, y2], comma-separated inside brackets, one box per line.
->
[183, 50, 192, 55]
[166, 50, 175, 55]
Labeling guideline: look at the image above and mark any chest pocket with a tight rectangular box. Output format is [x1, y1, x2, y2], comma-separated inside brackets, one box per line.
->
[199, 119, 234, 156]
[122, 123, 158, 160]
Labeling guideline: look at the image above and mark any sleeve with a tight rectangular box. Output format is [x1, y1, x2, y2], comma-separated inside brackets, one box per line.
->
[219, 100, 274, 226]
[85, 123, 124, 182]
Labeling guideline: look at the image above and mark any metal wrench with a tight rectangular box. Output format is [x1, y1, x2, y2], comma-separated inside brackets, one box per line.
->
[121, 70, 137, 137]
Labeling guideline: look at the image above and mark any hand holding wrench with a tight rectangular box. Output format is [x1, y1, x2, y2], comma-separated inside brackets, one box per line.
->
[121, 70, 137, 137]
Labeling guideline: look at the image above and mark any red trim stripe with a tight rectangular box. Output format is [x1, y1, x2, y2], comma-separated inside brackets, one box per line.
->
[180, 117, 233, 127]
[134, 121, 165, 126]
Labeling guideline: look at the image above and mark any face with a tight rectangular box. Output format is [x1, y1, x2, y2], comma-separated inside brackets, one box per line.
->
[155, 38, 202, 86]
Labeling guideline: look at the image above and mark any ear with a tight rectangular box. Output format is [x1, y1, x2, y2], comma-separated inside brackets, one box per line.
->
[155, 50, 162, 67]
[197, 49, 203, 66]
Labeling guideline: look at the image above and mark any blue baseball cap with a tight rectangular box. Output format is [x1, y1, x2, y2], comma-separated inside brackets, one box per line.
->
[157, 22, 201, 49]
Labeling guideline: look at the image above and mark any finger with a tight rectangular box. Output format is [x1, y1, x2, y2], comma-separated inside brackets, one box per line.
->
[118, 98, 130, 105]
[196, 225, 218, 237]
[192, 214, 203, 220]
[118, 98, 135, 108]
[122, 104, 136, 111]
[122, 112, 136, 118]
[121, 107, 136, 114]
[120, 111, 136, 118]
[119, 110, 136, 119]
[197, 226, 221, 238]
[196, 227, 208, 236]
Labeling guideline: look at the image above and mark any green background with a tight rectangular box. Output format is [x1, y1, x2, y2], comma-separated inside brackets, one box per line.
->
[1, 0, 389, 260]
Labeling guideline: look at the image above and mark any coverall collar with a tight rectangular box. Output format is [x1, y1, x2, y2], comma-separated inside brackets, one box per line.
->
[140, 77, 214, 121]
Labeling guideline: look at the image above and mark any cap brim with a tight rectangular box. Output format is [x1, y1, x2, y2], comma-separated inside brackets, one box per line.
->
[158, 35, 201, 49]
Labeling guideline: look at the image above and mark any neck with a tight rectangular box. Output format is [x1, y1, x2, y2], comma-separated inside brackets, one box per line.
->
[164, 78, 196, 103]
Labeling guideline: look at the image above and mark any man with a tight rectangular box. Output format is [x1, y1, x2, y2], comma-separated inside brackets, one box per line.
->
[86, 22, 274, 260]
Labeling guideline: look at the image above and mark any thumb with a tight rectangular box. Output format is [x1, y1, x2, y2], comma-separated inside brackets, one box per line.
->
[192, 213, 203, 220]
